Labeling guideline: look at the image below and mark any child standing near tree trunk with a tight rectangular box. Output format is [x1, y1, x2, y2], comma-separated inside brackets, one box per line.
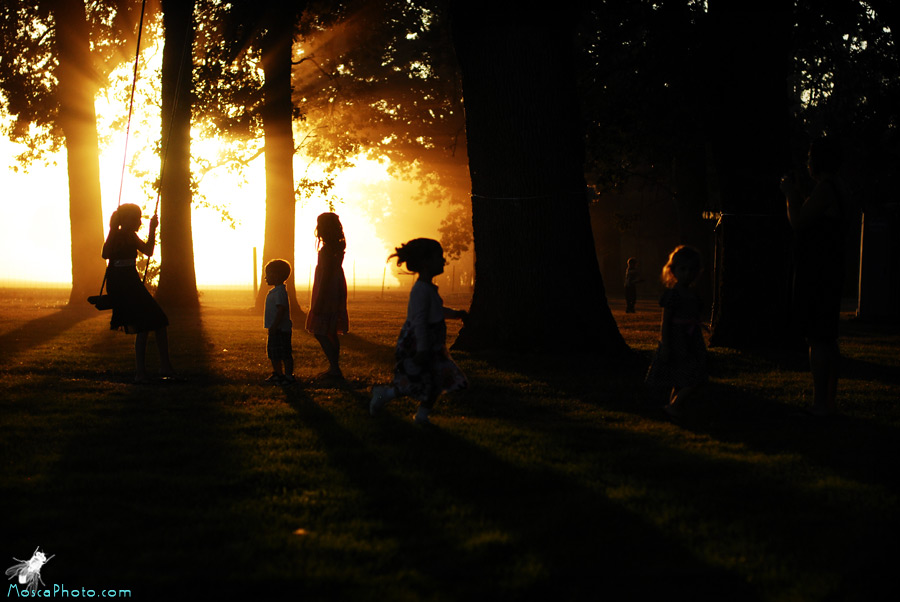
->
[624, 256, 643, 313]
[645, 246, 708, 418]
[264, 259, 295, 385]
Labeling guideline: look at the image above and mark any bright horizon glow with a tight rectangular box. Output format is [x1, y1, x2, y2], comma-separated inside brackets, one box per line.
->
[0, 32, 458, 293]
[0, 135, 422, 290]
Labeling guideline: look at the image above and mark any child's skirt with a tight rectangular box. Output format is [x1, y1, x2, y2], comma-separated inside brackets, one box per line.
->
[645, 328, 708, 390]
[393, 320, 467, 403]
[107, 265, 169, 334]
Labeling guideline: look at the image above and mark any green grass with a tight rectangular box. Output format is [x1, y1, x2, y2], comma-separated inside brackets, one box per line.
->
[1, 288, 898, 600]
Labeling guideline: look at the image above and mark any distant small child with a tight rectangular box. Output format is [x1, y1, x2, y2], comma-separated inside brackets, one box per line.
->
[305, 212, 349, 379]
[624, 257, 643, 313]
[264, 259, 295, 385]
[645, 245, 708, 418]
[370, 238, 468, 426]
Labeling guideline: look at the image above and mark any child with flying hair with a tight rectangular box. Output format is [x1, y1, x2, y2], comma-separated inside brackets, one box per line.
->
[645, 245, 708, 418]
[305, 212, 349, 379]
[370, 238, 468, 426]
[264, 259, 295, 385]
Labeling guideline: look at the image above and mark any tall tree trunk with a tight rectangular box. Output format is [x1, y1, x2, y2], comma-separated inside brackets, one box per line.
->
[451, 3, 625, 354]
[705, 2, 794, 348]
[254, 6, 301, 314]
[156, 0, 199, 308]
[46, 0, 106, 307]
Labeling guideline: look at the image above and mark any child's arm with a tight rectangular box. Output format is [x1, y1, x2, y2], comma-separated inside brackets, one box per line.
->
[442, 307, 467, 320]
[135, 215, 158, 256]
[658, 306, 672, 362]
[269, 303, 288, 332]
[786, 180, 838, 229]
[408, 286, 433, 363]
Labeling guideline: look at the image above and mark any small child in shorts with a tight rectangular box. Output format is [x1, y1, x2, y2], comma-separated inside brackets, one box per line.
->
[264, 259, 295, 384]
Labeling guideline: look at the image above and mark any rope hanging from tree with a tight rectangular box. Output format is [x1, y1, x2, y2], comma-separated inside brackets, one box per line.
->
[115, 0, 191, 284]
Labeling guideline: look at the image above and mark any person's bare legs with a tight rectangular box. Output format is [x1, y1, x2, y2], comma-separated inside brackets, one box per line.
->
[155, 327, 175, 376]
[415, 391, 440, 425]
[664, 384, 700, 419]
[270, 359, 284, 377]
[314, 333, 342, 376]
[135, 331, 149, 382]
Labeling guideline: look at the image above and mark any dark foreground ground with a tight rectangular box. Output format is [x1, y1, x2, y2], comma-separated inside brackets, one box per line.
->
[1, 288, 898, 601]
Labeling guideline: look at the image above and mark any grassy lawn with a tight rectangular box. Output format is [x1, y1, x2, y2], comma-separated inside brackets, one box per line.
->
[1, 287, 897, 600]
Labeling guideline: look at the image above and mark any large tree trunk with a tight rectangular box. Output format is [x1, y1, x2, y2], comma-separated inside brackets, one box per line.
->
[705, 3, 794, 348]
[47, 0, 106, 307]
[156, 0, 199, 308]
[254, 6, 302, 314]
[451, 3, 625, 354]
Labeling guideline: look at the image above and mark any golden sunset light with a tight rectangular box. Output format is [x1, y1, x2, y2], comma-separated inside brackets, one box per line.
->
[2, 2, 898, 599]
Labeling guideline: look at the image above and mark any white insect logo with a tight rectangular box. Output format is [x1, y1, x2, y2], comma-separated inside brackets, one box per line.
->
[5, 547, 54, 592]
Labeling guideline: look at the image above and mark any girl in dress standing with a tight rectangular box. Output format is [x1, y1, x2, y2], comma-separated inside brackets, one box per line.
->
[645, 245, 707, 418]
[305, 212, 349, 379]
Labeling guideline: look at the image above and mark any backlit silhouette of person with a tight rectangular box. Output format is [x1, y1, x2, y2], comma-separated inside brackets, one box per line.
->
[645, 245, 708, 419]
[264, 259, 295, 385]
[101, 203, 173, 383]
[624, 257, 643, 313]
[370, 238, 468, 426]
[305, 212, 349, 379]
[781, 137, 845, 416]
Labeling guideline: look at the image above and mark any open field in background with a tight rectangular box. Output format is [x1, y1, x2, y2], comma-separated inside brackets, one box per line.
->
[1, 287, 898, 600]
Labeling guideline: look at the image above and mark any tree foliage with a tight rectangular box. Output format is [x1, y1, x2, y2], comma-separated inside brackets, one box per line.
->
[289, 0, 472, 258]
[0, 0, 147, 165]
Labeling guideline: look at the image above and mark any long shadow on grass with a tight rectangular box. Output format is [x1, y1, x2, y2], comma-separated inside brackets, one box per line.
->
[465, 349, 900, 493]
[280, 386, 757, 600]
[450, 351, 897, 598]
[278, 385, 477, 599]
[0, 305, 96, 365]
[340, 332, 395, 362]
[1, 307, 264, 596]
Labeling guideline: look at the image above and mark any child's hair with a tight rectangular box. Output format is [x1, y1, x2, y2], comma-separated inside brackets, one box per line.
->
[661, 245, 702, 288]
[315, 212, 346, 252]
[111, 203, 142, 229]
[626, 257, 637, 268]
[265, 259, 292, 283]
[389, 238, 442, 273]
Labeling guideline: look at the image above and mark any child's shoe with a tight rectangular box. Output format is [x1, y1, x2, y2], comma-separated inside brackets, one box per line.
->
[264, 373, 284, 385]
[413, 406, 431, 426]
[281, 374, 297, 385]
[370, 386, 392, 415]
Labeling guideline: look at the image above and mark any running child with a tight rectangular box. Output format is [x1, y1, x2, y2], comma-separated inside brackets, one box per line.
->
[370, 238, 468, 426]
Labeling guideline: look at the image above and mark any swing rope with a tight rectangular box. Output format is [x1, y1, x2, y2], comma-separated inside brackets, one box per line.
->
[115, 0, 148, 209]
[97, 0, 148, 301]
[112, 0, 192, 284]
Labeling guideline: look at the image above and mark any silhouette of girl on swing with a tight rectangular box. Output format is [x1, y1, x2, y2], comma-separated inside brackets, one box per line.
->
[102, 203, 174, 382]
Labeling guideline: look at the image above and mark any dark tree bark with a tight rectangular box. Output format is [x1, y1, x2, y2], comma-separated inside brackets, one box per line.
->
[156, 0, 199, 308]
[451, 2, 625, 354]
[253, 3, 302, 314]
[45, 0, 107, 307]
[704, 2, 795, 348]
